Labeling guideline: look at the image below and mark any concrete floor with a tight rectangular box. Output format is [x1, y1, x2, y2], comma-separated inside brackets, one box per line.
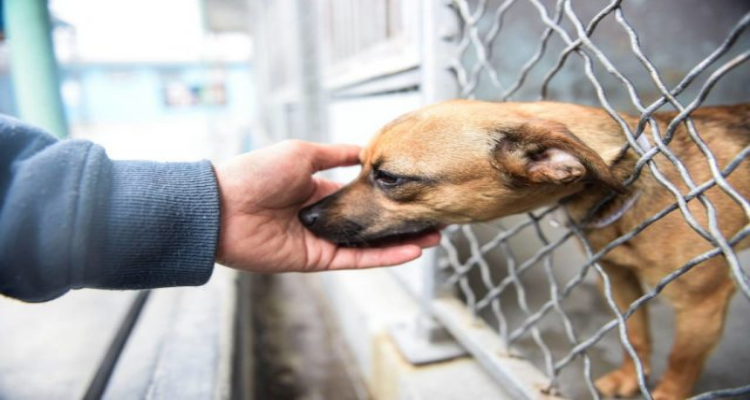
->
[0, 291, 137, 399]
[248, 273, 369, 400]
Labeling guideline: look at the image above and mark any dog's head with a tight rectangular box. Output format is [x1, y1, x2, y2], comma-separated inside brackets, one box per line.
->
[299, 100, 621, 246]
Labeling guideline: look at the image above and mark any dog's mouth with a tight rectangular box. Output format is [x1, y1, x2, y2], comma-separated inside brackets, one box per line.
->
[332, 222, 439, 248]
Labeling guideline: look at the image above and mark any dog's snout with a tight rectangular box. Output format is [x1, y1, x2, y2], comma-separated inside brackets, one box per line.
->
[298, 194, 370, 245]
[299, 205, 322, 227]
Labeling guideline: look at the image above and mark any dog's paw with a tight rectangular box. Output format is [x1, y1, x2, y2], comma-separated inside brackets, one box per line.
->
[651, 392, 678, 400]
[595, 368, 641, 398]
[651, 381, 690, 400]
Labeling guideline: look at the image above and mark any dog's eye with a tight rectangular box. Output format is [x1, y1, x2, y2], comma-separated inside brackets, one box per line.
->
[374, 169, 405, 187]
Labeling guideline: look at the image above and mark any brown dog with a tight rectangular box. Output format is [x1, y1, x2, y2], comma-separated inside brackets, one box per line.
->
[298, 100, 750, 399]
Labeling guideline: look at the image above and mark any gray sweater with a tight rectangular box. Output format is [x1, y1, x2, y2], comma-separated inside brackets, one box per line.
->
[0, 115, 219, 302]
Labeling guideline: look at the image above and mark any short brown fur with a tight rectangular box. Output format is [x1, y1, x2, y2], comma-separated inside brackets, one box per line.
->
[299, 100, 750, 400]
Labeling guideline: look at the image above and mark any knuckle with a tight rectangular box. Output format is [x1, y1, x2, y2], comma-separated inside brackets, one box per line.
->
[279, 139, 307, 153]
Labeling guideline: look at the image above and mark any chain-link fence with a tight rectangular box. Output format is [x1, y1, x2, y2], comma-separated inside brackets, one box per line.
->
[436, 0, 750, 399]
[251, 0, 750, 398]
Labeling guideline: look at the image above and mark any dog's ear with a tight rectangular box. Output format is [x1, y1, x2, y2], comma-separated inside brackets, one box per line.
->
[494, 120, 623, 191]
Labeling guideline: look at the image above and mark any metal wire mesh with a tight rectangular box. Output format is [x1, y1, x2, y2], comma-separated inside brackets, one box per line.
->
[439, 0, 750, 398]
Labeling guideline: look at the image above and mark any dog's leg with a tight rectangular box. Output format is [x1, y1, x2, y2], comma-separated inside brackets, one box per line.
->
[594, 262, 652, 398]
[652, 279, 734, 400]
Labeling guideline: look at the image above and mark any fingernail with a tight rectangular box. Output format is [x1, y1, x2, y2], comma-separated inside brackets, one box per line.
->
[401, 246, 421, 258]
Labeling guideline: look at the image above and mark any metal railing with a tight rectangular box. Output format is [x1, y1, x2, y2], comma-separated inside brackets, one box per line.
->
[251, 0, 750, 398]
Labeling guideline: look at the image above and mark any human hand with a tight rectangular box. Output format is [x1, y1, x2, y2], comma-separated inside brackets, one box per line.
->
[214, 140, 441, 273]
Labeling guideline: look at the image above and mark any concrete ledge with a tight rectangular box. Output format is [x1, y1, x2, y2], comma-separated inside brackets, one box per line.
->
[318, 267, 511, 400]
[0, 290, 136, 399]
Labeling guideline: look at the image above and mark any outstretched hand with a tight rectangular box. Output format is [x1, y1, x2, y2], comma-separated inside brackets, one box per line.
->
[214, 140, 441, 273]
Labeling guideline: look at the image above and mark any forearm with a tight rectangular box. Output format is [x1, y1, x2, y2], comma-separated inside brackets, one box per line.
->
[0, 115, 220, 302]
[89, 160, 219, 292]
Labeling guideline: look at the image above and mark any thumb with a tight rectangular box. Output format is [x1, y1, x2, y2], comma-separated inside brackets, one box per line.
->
[308, 143, 362, 172]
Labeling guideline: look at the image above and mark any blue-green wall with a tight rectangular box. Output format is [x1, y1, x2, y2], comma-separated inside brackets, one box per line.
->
[61, 62, 254, 125]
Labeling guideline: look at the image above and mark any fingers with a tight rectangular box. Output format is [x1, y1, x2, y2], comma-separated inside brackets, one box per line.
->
[306, 142, 361, 172]
[327, 230, 442, 270]
[401, 230, 442, 248]
[329, 245, 424, 270]
[303, 178, 344, 207]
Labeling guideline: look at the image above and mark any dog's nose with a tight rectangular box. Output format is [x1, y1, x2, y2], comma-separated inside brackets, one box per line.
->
[299, 206, 321, 227]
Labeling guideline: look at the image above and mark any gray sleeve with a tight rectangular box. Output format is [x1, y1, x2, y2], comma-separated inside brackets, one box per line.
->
[0, 115, 220, 302]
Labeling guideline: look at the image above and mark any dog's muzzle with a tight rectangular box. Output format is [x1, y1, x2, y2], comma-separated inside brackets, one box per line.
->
[298, 196, 367, 245]
[298, 204, 322, 228]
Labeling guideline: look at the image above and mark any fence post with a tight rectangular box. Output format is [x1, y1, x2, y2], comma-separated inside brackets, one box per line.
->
[419, 0, 459, 321]
[5, 0, 68, 138]
[421, 0, 459, 105]
[389, 0, 464, 365]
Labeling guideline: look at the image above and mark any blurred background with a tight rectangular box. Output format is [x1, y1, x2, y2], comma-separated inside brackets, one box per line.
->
[0, 0, 256, 161]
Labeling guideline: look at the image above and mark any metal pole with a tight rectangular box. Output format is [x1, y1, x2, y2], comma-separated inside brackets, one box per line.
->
[5, 0, 68, 137]
[417, 0, 460, 339]
[419, 0, 459, 313]
[421, 0, 459, 105]
[387, 1, 468, 365]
